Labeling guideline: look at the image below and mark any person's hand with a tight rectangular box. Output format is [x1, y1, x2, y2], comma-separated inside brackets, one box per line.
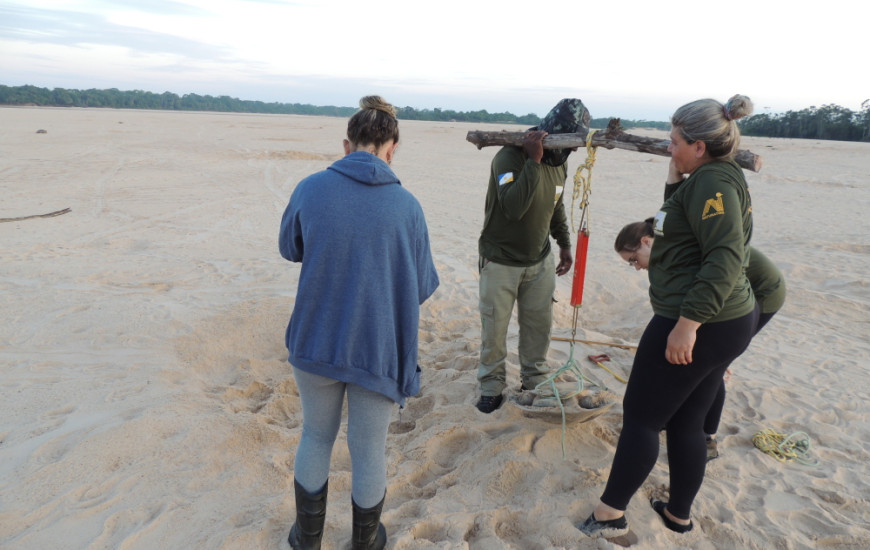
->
[556, 247, 573, 276]
[522, 130, 547, 164]
[665, 317, 701, 364]
[667, 157, 685, 184]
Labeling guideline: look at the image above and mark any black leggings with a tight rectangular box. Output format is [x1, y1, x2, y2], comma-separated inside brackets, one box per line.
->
[703, 310, 777, 435]
[600, 306, 759, 520]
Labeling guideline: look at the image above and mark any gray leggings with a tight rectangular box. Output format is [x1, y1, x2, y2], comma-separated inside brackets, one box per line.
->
[292, 368, 394, 508]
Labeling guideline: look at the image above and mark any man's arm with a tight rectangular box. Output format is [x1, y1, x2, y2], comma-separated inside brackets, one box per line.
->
[494, 131, 547, 220]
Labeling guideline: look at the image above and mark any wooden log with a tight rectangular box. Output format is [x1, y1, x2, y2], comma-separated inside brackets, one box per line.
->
[551, 336, 638, 351]
[466, 118, 763, 172]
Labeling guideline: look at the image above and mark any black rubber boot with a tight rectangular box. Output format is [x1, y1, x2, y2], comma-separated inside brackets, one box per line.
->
[288, 479, 328, 550]
[351, 493, 387, 550]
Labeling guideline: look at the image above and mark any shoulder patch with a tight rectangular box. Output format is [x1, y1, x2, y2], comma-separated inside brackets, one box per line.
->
[498, 172, 514, 186]
[702, 192, 725, 220]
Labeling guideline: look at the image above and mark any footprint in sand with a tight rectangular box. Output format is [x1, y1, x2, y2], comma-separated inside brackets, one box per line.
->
[389, 394, 434, 434]
[30, 405, 76, 437]
[223, 380, 274, 414]
[406, 426, 485, 489]
[409, 518, 453, 545]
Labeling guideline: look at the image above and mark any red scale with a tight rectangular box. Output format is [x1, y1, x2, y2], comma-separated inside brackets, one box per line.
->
[570, 225, 589, 307]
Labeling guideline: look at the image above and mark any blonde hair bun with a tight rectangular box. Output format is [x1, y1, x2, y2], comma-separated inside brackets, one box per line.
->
[359, 95, 397, 119]
[724, 94, 754, 121]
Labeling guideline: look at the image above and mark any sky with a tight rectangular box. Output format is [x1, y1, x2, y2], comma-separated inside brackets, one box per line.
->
[1, 0, 867, 121]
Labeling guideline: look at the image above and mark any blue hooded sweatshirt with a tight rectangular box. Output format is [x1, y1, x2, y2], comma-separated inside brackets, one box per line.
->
[279, 151, 439, 405]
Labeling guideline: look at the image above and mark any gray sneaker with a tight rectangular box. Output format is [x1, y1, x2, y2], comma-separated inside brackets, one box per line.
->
[577, 512, 629, 538]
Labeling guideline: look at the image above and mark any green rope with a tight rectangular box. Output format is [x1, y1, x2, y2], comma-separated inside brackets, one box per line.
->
[538, 302, 609, 459]
[535, 340, 589, 460]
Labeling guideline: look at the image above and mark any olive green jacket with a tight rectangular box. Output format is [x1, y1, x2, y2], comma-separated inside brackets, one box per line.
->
[478, 146, 571, 266]
[652, 160, 755, 323]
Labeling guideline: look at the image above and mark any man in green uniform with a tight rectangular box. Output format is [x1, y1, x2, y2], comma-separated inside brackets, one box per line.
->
[475, 99, 590, 413]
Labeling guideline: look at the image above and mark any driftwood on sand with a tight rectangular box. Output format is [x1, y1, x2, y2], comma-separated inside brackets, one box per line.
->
[551, 336, 638, 351]
[466, 118, 763, 173]
[0, 207, 71, 223]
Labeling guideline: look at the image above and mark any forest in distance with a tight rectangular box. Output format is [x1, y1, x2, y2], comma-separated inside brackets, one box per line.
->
[2, 84, 868, 142]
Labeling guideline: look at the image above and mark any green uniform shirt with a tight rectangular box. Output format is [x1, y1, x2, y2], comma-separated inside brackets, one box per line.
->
[746, 246, 786, 314]
[652, 160, 755, 323]
[478, 146, 571, 266]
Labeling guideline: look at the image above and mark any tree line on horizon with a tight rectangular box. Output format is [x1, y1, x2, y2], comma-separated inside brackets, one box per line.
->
[2, 84, 867, 142]
[737, 101, 870, 142]
[0, 84, 663, 131]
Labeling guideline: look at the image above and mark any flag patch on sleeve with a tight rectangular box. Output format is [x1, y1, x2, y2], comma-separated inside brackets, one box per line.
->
[498, 172, 514, 186]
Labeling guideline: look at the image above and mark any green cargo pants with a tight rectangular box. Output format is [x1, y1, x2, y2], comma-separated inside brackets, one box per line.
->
[478, 252, 555, 396]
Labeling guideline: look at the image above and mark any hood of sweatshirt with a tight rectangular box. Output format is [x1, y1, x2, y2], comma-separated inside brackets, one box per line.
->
[327, 151, 400, 187]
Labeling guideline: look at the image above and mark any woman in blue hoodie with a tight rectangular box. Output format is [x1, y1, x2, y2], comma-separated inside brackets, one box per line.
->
[280, 95, 439, 550]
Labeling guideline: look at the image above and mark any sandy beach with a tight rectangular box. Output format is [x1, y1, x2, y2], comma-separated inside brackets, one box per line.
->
[1, 106, 868, 549]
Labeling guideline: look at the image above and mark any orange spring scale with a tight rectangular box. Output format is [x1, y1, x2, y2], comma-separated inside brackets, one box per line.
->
[570, 226, 589, 307]
[569, 130, 596, 308]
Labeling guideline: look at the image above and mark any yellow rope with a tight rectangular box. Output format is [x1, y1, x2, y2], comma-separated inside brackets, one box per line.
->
[752, 428, 819, 466]
[570, 130, 598, 234]
[589, 357, 627, 384]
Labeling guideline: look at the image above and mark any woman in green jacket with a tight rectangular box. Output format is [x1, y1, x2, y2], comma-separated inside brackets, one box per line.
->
[614, 217, 785, 459]
[579, 95, 762, 537]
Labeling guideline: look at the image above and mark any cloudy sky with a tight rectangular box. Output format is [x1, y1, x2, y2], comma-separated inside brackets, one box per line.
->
[1, 0, 867, 120]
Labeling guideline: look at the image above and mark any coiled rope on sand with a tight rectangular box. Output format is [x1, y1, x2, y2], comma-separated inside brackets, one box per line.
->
[752, 428, 819, 466]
